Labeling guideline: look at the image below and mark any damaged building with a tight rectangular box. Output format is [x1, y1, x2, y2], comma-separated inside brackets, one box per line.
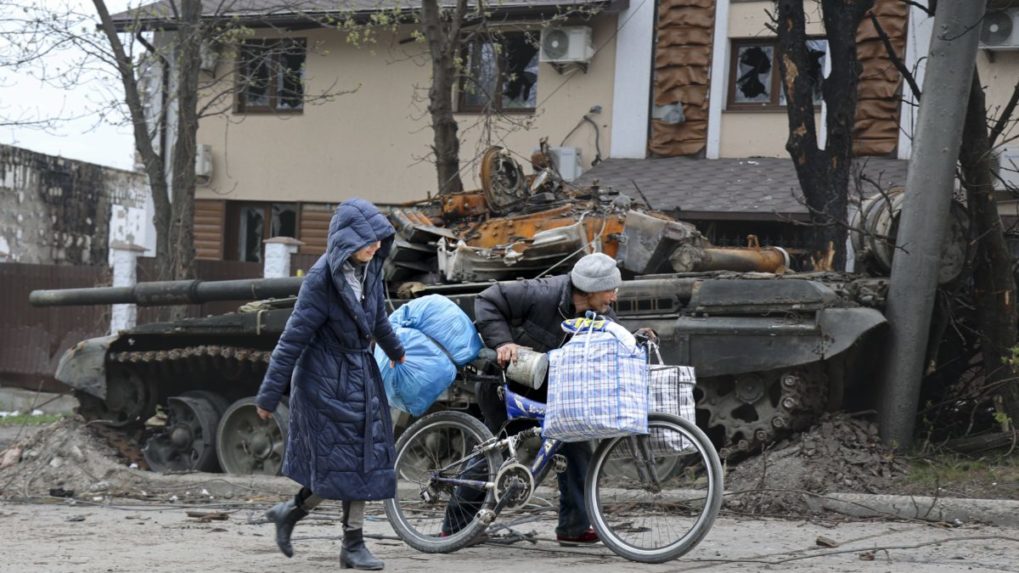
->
[0, 144, 153, 265]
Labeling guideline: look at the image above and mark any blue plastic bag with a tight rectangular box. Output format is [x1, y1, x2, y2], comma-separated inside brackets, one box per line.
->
[375, 326, 457, 417]
[388, 295, 482, 365]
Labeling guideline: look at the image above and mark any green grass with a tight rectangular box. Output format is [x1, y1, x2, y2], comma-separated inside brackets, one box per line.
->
[904, 452, 1019, 498]
[0, 413, 64, 427]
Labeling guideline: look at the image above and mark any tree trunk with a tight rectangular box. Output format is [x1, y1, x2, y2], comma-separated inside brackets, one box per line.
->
[92, 0, 172, 271]
[776, 0, 872, 270]
[959, 70, 1019, 424]
[421, 0, 465, 195]
[167, 0, 202, 281]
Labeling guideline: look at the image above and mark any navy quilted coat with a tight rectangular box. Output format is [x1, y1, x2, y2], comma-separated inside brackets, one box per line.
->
[256, 199, 404, 500]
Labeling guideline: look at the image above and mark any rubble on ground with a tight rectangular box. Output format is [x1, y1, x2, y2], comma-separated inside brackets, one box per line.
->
[724, 412, 909, 515]
[0, 416, 292, 501]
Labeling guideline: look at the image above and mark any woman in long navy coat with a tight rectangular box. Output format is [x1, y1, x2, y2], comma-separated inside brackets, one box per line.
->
[255, 199, 405, 570]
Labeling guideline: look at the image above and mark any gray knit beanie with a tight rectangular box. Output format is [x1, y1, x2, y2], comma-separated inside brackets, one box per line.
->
[570, 253, 622, 293]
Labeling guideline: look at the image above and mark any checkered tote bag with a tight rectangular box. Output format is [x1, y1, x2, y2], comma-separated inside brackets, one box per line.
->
[647, 342, 697, 453]
[543, 317, 649, 442]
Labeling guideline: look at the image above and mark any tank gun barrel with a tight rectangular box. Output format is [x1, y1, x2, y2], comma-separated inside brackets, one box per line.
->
[30, 277, 305, 307]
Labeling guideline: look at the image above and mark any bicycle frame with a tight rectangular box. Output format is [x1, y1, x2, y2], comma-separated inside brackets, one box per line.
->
[428, 385, 564, 496]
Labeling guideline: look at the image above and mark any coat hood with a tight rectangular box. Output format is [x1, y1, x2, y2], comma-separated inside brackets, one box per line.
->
[327, 199, 395, 264]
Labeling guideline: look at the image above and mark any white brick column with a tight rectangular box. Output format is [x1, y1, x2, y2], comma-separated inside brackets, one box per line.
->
[109, 241, 146, 334]
[263, 237, 304, 278]
[609, 0, 657, 159]
[898, 2, 934, 160]
[706, 0, 731, 159]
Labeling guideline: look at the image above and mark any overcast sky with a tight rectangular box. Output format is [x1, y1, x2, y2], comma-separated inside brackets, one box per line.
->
[0, 0, 136, 171]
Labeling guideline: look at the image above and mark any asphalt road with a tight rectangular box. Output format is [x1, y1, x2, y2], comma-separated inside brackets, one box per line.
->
[1, 499, 1017, 572]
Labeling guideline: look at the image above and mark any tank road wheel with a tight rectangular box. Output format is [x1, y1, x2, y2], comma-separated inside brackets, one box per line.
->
[76, 369, 156, 427]
[142, 391, 230, 473]
[216, 397, 289, 475]
[700, 367, 827, 459]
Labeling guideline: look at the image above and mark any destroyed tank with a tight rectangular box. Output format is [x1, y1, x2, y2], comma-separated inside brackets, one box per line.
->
[30, 146, 966, 475]
[31, 271, 890, 474]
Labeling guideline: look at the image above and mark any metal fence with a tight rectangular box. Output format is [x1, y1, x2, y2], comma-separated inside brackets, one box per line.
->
[0, 263, 108, 393]
[0, 258, 265, 394]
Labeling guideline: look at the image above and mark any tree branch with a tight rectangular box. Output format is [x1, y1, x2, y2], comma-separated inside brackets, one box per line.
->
[990, 77, 1019, 148]
[869, 12, 921, 101]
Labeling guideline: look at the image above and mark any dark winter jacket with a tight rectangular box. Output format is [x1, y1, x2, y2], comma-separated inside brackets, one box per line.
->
[256, 199, 404, 501]
[474, 274, 618, 354]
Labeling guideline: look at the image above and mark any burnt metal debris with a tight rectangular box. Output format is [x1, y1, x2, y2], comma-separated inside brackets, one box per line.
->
[30, 143, 942, 475]
[386, 145, 791, 286]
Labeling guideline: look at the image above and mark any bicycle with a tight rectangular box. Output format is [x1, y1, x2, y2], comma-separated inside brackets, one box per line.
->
[383, 353, 724, 564]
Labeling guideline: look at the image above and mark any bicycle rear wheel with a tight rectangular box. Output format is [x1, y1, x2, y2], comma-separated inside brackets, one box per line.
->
[586, 412, 723, 563]
[383, 410, 503, 553]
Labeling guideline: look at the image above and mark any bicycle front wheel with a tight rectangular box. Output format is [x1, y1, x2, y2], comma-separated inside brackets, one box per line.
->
[383, 410, 503, 553]
[586, 412, 723, 563]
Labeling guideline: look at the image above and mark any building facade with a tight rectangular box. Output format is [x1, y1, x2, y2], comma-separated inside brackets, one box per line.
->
[120, 0, 1019, 262]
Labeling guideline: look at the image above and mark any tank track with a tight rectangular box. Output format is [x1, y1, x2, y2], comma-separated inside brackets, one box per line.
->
[77, 346, 271, 471]
[699, 366, 827, 459]
[108, 345, 271, 367]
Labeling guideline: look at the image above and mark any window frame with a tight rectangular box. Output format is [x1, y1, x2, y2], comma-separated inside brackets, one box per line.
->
[234, 38, 307, 115]
[457, 30, 540, 115]
[224, 201, 301, 262]
[727, 37, 826, 111]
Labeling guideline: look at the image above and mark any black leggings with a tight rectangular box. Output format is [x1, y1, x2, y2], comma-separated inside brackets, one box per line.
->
[294, 487, 365, 531]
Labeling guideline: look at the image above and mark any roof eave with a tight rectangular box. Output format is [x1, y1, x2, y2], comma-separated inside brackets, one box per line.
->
[111, 1, 626, 33]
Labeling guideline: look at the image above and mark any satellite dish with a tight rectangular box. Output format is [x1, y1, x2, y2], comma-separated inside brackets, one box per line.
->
[981, 11, 1014, 46]
[542, 29, 570, 60]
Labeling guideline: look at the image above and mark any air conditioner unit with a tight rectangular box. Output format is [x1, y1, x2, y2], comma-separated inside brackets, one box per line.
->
[539, 26, 594, 65]
[195, 144, 213, 182]
[980, 9, 1019, 50]
[549, 146, 582, 182]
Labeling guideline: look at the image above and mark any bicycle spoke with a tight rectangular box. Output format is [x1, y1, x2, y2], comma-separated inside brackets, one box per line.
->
[588, 414, 722, 563]
[386, 411, 503, 552]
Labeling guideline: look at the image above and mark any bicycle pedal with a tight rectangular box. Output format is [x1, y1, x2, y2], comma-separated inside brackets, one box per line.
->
[553, 454, 568, 473]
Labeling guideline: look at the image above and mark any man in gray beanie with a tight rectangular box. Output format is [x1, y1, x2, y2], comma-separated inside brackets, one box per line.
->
[442, 252, 653, 546]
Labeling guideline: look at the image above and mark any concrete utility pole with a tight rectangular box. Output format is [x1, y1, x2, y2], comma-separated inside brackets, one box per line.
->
[878, 0, 987, 448]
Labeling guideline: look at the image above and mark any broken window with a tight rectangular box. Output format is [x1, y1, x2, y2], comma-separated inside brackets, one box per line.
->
[459, 31, 540, 113]
[236, 39, 306, 113]
[228, 202, 299, 262]
[728, 39, 827, 109]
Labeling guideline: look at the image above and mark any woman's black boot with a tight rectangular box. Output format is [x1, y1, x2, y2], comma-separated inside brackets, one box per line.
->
[340, 528, 384, 570]
[265, 499, 308, 558]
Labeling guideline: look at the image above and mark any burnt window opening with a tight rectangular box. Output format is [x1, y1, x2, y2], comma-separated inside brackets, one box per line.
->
[459, 31, 540, 113]
[236, 39, 306, 113]
[227, 202, 298, 262]
[729, 39, 827, 109]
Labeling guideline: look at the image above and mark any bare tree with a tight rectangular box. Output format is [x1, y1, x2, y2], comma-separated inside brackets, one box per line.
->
[775, 0, 875, 270]
[960, 69, 1019, 429]
[92, 0, 199, 280]
[6, 0, 356, 281]
[420, 0, 468, 195]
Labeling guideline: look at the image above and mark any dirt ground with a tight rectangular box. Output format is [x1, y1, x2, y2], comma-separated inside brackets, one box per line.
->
[2, 416, 1019, 572]
[0, 414, 1016, 520]
[3, 497, 1019, 572]
[724, 413, 1019, 514]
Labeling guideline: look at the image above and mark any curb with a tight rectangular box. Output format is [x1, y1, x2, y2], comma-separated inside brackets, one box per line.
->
[806, 492, 1019, 528]
[0, 387, 78, 415]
